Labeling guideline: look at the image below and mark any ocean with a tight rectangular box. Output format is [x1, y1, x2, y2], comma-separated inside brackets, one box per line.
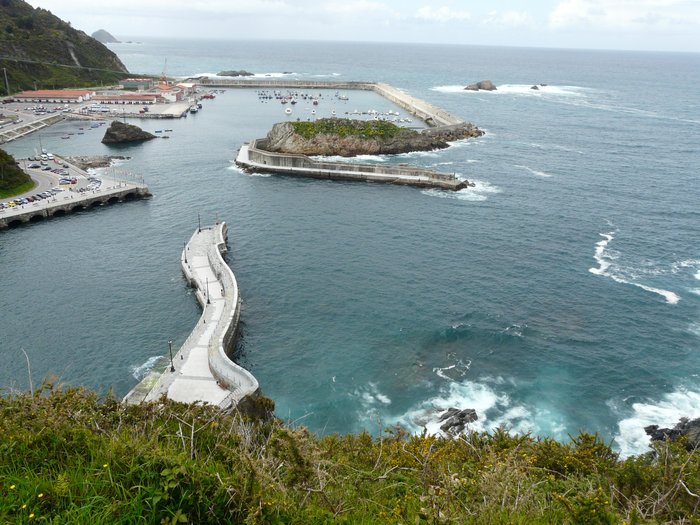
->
[1, 39, 699, 457]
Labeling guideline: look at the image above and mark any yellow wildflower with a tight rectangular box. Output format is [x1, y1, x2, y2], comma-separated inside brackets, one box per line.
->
[21, 504, 27, 509]
[103, 464, 108, 468]
[29, 514, 35, 519]
[10, 484, 15, 490]
[38, 493, 43, 498]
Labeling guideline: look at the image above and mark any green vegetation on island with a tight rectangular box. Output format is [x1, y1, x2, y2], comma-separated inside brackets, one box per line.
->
[0, 0, 128, 93]
[1, 385, 698, 524]
[290, 118, 404, 140]
[0, 147, 32, 197]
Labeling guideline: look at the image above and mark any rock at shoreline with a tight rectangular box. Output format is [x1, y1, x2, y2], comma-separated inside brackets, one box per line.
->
[217, 70, 254, 77]
[439, 407, 478, 434]
[465, 80, 497, 91]
[64, 155, 130, 170]
[645, 417, 700, 451]
[261, 119, 484, 157]
[101, 121, 156, 145]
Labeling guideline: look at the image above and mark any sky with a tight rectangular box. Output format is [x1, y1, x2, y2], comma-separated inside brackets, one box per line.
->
[29, 0, 700, 52]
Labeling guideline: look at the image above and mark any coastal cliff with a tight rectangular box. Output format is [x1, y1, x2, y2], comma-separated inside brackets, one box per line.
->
[0, 0, 128, 91]
[262, 119, 483, 157]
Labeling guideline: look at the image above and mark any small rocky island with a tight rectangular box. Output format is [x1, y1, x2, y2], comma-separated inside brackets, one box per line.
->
[91, 29, 120, 44]
[262, 118, 484, 157]
[217, 70, 254, 77]
[101, 121, 156, 145]
[465, 80, 497, 91]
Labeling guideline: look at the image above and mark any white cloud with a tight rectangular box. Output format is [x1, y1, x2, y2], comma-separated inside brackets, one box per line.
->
[549, 0, 699, 29]
[482, 10, 533, 28]
[322, 1, 397, 16]
[415, 6, 471, 23]
[34, 0, 292, 17]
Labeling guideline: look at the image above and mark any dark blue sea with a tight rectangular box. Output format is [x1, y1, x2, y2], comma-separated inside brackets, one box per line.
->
[2, 39, 699, 457]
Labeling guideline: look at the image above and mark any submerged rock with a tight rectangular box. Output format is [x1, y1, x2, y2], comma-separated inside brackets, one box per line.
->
[101, 121, 156, 144]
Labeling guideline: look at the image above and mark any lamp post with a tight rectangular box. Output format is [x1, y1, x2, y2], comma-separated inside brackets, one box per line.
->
[197, 212, 201, 233]
[168, 340, 175, 372]
[206, 277, 210, 304]
[183, 241, 187, 263]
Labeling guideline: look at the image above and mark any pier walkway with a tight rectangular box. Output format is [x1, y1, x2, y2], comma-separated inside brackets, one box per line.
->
[123, 222, 258, 409]
[0, 157, 151, 230]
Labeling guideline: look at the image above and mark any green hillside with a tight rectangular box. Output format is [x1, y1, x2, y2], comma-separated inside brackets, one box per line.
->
[0, 0, 129, 93]
[0, 385, 698, 524]
[0, 147, 32, 197]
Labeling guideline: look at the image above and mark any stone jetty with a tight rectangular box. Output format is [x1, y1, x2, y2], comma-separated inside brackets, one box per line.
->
[124, 222, 258, 409]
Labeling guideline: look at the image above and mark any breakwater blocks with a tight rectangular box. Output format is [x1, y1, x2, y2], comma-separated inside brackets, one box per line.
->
[123, 222, 258, 409]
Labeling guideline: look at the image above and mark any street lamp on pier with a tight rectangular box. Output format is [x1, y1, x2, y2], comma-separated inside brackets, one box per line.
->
[168, 340, 175, 372]
[206, 277, 210, 304]
[183, 241, 187, 263]
[197, 212, 201, 233]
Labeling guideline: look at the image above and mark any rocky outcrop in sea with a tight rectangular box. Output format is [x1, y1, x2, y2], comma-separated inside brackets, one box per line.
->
[465, 80, 497, 91]
[217, 70, 254, 77]
[261, 120, 484, 157]
[101, 121, 156, 144]
[645, 417, 700, 450]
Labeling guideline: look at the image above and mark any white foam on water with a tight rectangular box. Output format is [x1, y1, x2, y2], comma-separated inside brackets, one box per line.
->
[690, 289, 700, 297]
[421, 179, 502, 202]
[391, 378, 566, 439]
[131, 355, 162, 380]
[514, 164, 553, 178]
[588, 228, 680, 305]
[433, 359, 471, 381]
[589, 231, 615, 276]
[431, 85, 469, 93]
[688, 322, 700, 336]
[496, 84, 587, 96]
[311, 154, 387, 163]
[613, 389, 700, 458]
[634, 284, 680, 305]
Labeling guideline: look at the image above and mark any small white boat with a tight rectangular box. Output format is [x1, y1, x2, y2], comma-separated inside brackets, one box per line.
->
[285, 107, 292, 115]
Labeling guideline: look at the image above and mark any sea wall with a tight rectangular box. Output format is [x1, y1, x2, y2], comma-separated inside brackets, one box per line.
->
[239, 139, 468, 190]
[204, 223, 259, 402]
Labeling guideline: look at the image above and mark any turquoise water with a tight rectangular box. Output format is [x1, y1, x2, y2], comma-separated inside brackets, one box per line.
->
[2, 40, 699, 456]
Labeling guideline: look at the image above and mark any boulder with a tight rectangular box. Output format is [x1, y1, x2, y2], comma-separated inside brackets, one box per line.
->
[101, 121, 156, 144]
[644, 417, 700, 451]
[464, 80, 497, 91]
[439, 407, 478, 434]
[530, 85, 539, 90]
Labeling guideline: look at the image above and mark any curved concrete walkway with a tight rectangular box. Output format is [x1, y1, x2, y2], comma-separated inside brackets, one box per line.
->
[124, 222, 258, 409]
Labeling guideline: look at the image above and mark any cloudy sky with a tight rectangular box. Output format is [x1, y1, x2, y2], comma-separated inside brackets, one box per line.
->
[30, 0, 700, 52]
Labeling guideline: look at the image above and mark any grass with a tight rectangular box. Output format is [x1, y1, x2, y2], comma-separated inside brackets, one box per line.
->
[1, 383, 698, 524]
[290, 118, 405, 140]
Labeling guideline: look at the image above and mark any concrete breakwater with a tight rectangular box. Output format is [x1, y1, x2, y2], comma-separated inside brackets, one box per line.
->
[236, 140, 470, 190]
[205, 79, 475, 189]
[197, 79, 464, 127]
[123, 222, 259, 409]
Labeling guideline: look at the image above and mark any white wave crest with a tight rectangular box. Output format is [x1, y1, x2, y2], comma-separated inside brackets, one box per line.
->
[433, 360, 471, 381]
[421, 180, 502, 202]
[613, 388, 700, 458]
[131, 355, 162, 380]
[589, 228, 680, 304]
[515, 164, 553, 178]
